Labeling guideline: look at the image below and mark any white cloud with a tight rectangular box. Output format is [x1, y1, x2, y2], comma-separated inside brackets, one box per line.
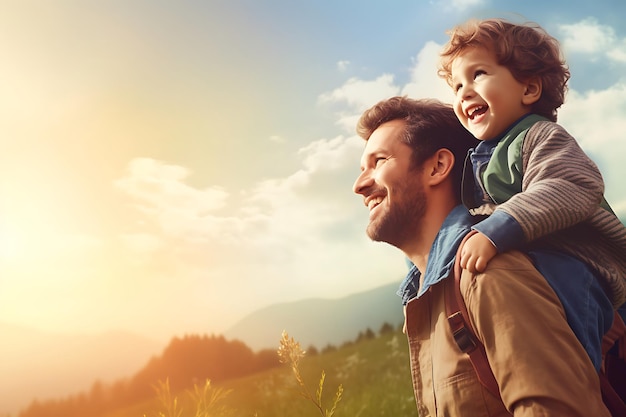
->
[299, 135, 357, 172]
[318, 74, 401, 132]
[318, 74, 399, 110]
[117, 158, 230, 213]
[402, 41, 452, 102]
[315, 41, 454, 136]
[559, 18, 626, 63]
[115, 158, 236, 240]
[559, 18, 615, 54]
[242, 134, 365, 241]
[607, 38, 626, 63]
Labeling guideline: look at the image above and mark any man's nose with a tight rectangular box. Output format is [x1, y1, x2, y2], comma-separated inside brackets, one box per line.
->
[353, 169, 373, 195]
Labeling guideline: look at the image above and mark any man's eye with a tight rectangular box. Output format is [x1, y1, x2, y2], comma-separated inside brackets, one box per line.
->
[375, 157, 388, 166]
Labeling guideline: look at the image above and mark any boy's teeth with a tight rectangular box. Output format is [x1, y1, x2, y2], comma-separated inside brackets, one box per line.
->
[469, 106, 486, 119]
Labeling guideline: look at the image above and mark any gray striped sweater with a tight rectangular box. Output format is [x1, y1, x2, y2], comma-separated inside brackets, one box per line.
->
[468, 118, 626, 307]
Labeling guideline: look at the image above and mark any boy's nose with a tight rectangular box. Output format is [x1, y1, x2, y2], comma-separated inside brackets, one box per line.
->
[459, 83, 474, 100]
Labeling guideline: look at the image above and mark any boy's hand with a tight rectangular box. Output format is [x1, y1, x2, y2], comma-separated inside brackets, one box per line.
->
[460, 232, 497, 273]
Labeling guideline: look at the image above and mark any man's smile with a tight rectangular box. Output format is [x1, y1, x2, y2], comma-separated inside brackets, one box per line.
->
[365, 193, 386, 212]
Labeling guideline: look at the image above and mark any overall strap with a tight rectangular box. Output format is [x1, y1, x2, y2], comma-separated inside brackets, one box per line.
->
[600, 311, 626, 416]
[445, 230, 501, 400]
[602, 310, 626, 366]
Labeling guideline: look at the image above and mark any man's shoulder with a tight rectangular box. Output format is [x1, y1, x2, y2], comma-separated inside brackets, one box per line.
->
[482, 251, 535, 270]
[459, 251, 538, 296]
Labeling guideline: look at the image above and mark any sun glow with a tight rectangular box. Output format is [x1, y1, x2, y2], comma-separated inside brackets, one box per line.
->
[0, 226, 24, 261]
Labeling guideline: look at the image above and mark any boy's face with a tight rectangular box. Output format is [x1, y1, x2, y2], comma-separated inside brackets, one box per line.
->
[450, 46, 533, 141]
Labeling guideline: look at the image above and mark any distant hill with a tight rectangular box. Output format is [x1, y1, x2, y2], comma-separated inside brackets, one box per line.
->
[224, 282, 404, 350]
[0, 322, 163, 416]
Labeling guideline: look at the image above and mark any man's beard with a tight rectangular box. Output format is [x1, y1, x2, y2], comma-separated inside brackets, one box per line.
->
[366, 183, 425, 248]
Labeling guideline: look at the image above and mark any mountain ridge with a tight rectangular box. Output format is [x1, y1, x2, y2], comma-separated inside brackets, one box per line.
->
[224, 281, 404, 350]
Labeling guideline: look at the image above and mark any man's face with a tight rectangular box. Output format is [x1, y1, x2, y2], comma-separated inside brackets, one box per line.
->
[353, 119, 426, 248]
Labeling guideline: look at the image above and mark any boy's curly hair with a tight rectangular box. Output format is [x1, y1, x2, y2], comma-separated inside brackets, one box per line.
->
[438, 18, 570, 122]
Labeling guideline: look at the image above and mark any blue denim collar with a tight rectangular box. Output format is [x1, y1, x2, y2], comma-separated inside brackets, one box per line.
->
[397, 205, 477, 305]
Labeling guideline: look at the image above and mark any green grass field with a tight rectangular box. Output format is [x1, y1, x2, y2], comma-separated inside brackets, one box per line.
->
[104, 329, 416, 417]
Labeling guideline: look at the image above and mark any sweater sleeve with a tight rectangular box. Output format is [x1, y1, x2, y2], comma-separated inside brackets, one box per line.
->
[472, 210, 525, 253]
[495, 121, 605, 242]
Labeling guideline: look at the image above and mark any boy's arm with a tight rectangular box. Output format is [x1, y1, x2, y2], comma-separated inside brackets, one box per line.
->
[473, 121, 604, 254]
[459, 232, 498, 272]
[496, 121, 605, 243]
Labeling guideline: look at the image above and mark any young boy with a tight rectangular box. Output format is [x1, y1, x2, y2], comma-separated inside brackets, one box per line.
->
[438, 18, 626, 365]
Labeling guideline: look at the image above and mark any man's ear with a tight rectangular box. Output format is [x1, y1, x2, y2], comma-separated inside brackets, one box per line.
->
[427, 148, 455, 186]
[522, 77, 542, 105]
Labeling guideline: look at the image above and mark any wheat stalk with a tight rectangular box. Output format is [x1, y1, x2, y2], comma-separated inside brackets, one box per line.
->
[278, 330, 343, 417]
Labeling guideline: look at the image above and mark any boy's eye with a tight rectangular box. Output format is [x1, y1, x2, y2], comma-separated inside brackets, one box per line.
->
[473, 69, 486, 79]
[454, 83, 463, 93]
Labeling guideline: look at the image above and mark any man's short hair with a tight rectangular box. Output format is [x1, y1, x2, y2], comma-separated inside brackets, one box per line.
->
[357, 96, 478, 187]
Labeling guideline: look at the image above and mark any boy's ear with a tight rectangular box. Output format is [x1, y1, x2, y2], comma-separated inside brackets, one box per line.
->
[522, 77, 542, 105]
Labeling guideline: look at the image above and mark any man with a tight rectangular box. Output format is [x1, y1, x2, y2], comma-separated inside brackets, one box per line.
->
[352, 96, 610, 416]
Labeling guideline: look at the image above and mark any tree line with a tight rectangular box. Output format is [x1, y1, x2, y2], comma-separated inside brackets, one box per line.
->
[18, 334, 279, 417]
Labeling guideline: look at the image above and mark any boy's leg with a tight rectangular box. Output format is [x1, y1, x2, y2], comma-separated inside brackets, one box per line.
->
[528, 250, 614, 370]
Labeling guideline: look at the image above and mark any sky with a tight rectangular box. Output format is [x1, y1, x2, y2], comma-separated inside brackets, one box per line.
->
[1, 0, 626, 344]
